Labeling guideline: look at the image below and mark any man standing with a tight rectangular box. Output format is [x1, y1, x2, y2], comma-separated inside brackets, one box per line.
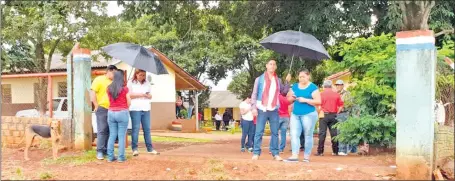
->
[214, 112, 222, 131]
[316, 80, 343, 156]
[250, 59, 290, 161]
[335, 79, 356, 155]
[222, 109, 232, 131]
[91, 65, 118, 160]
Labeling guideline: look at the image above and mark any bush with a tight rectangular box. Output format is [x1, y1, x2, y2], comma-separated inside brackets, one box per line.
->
[334, 115, 396, 147]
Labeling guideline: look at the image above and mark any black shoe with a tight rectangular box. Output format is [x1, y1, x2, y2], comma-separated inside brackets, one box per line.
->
[314, 153, 324, 156]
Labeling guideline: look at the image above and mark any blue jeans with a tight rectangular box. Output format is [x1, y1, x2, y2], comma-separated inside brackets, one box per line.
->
[279, 117, 290, 152]
[290, 111, 318, 159]
[107, 110, 130, 161]
[241, 120, 254, 149]
[253, 109, 280, 156]
[337, 112, 357, 153]
[187, 105, 194, 119]
[130, 111, 153, 152]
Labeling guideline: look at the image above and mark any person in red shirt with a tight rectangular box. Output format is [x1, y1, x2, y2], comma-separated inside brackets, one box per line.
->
[278, 89, 291, 153]
[106, 70, 131, 163]
[315, 80, 343, 156]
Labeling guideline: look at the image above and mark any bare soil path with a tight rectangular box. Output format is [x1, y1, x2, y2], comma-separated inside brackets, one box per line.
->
[1, 131, 396, 180]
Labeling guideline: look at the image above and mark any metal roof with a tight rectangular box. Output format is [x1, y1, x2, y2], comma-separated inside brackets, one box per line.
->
[208, 91, 243, 108]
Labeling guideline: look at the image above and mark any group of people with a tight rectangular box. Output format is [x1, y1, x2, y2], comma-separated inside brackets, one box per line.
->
[238, 59, 355, 163]
[91, 65, 158, 163]
[214, 110, 233, 131]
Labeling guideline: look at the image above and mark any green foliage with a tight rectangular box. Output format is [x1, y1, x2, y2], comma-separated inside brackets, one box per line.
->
[334, 115, 396, 146]
[335, 34, 397, 116]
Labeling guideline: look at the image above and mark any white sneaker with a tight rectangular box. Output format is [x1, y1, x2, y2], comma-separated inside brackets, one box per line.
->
[332, 153, 338, 156]
[148, 150, 160, 155]
[338, 152, 348, 156]
[274, 155, 283, 161]
[133, 150, 139, 157]
[252, 155, 259, 160]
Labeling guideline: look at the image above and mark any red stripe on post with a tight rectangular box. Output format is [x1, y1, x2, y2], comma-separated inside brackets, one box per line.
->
[396, 30, 434, 38]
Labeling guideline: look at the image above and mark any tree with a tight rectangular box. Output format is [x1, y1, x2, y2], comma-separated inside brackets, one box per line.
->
[375, 1, 454, 38]
[336, 34, 396, 116]
[2, 1, 107, 114]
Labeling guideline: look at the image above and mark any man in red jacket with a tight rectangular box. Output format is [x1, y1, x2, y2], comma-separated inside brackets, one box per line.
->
[315, 80, 344, 156]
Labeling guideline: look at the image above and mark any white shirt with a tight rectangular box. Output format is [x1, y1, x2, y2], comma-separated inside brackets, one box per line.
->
[127, 80, 152, 111]
[450, 63, 454, 70]
[214, 114, 222, 121]
[239, 101, 254, 121]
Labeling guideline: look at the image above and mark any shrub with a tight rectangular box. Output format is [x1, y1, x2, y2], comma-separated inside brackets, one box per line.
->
[334, 115, 396, 147]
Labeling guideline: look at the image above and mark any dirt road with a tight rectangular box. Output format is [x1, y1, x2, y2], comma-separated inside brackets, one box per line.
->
[1, 132, 396, 180]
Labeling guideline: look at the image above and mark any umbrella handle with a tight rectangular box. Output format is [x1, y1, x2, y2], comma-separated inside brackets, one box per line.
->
[288, 55, 294, 74]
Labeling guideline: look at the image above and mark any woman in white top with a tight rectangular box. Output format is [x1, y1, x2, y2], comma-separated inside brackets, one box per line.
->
[128, 69, 158, 156]
[239, 96, 254, 152]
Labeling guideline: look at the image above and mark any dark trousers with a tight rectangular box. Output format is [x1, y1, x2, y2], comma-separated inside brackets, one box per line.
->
[317, 113, 339, 154]
[300, 131, 305, 150]
[96, 107, 109, 154]
[223, 120, 230, 130]
[215, 120, 221, 130]
[241, 120, 254, 149]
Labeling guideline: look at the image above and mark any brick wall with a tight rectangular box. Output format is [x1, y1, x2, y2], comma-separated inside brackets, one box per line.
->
[434, 125, 455, 166]
[1, 116, 57, 148]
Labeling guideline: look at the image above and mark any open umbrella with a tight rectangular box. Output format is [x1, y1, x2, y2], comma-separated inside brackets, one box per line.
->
[102, 42, 168, 75]
[260, 30, 330, 70]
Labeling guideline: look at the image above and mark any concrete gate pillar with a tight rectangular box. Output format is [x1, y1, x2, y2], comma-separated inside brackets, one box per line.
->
[67, 43, 93, 150]
[395, 30, 436, 180]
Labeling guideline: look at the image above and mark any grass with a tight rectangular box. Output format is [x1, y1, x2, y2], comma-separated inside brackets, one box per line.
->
[42, 150, 98, 166]
[9, 167, 26, 180]
[139, 136, 212, 143]
[39, 172, 53, 180]
[42, 150, 132, 166]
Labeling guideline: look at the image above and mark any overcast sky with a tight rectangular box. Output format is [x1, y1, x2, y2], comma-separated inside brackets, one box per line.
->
[106, 1, 232, 91]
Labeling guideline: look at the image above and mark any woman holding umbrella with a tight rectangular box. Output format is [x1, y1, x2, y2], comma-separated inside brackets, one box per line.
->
[128, 69, 159, 156]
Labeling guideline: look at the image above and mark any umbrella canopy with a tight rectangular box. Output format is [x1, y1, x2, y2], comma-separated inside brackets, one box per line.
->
[102, 42, 168, 74]
[260, 30, 330, 61]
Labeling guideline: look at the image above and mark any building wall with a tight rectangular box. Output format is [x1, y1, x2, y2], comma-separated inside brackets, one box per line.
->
[1, 116, 53, 148]
[2, 62, 178, 129]
[115, 61, 177, 130]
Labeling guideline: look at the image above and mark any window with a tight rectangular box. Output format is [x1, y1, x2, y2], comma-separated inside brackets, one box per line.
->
[61, 99, 68, 111]
[46, 99, 60, 111]
[58, 82, 67, 97]
[1, 84, 12, 103]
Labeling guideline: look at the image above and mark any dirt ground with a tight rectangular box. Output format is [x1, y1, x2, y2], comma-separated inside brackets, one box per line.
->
[1, 132, 397, 180]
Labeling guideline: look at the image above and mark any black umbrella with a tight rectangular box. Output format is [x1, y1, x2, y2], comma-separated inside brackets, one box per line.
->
[260, 30, 330, 70]
[102, 42, 168, 75]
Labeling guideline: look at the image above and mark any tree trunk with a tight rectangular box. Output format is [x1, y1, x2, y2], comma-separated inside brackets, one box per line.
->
[34, 41, 49, 116]
[399, 1, 435, 31]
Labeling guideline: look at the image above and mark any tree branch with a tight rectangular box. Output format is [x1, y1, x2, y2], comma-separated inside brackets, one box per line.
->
[398, 2, 408, 30]
[435, 29, 455, 37]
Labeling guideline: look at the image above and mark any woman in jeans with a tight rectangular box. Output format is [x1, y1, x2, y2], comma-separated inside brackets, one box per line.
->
[128, 69, 159, 156]
[106, 70, 131, 162]
[284, 69, 321, 163]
